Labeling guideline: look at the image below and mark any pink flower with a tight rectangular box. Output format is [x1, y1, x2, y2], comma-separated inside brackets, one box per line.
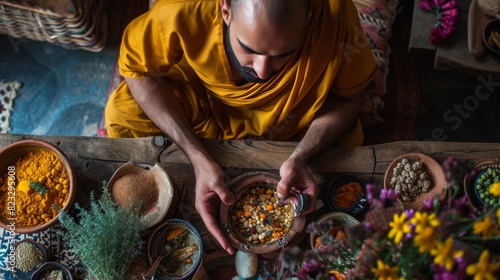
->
[419, 0, 460, 44]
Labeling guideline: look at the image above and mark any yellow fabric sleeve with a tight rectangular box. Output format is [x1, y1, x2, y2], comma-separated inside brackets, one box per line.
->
[112, 0, 376, 141]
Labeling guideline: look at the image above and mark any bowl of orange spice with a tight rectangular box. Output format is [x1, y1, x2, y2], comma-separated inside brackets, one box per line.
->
[0, 139, 76, 233]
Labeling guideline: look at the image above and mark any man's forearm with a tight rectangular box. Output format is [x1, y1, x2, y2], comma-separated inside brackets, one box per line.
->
[289, 91, 365, 165]
[125, 76, 214, 168]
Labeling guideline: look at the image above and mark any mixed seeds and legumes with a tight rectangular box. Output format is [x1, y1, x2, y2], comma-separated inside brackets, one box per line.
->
[231, 184, 293, 245]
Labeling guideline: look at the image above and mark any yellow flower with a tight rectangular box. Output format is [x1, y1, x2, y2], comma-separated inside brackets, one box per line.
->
[388, 212, 410, 244]
[410, 211, 440, 233]
[473, 216, 500, 238]
[372, 259, 399, 280]
[466, 250, 500, 280]
[414, 226, 439, 253]
[431, 237, 464, 271]
[497, 208, 500, 225]
[490, 182, 500, 197]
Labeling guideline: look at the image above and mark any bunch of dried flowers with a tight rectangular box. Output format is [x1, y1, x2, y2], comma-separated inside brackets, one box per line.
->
[419, 0, 460, 44]
[278, 156, 500, 279]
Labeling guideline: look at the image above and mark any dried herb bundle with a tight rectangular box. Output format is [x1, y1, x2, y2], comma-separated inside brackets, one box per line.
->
[58, 188, 142, 280]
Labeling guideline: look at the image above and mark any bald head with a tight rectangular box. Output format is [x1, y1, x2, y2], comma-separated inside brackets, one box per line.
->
[231, 0, 310, 26]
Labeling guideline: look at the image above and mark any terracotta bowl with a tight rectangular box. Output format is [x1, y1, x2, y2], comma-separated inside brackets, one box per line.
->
[383, 153, 447, 210]
[106, 162, 174, 230]
[0, 139, 76, 233]
[463, 158, 500, 214]
[220, 172, 306, 255]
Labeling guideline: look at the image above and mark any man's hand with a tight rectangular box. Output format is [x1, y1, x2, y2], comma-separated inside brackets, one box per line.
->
[277, 157, 319, 215]
[194, 160, 236, 255]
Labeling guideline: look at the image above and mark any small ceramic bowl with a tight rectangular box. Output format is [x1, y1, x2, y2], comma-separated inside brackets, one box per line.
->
[326, 175, 368, 215]
[309, 212, 359, 249]
[220, 172, 307, 255]
[146, 219, 203, 280]
[0, 139, 76, 234]
[107, 162, 174, 229]
[9, 238, 48, 279]
[464, 158, 500, 214]
[30, 262, 73, 280]
[384, 153, 447, 210]
[483, 19, 500, 55]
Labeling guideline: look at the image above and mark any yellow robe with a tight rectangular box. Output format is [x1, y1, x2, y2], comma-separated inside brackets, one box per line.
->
[105, 0, 376, 146]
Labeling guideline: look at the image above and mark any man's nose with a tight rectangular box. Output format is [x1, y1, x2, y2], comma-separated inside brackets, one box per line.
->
[253, 56, 274, 80]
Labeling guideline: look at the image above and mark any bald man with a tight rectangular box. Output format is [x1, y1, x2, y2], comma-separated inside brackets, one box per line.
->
[105, 0, 376, 254]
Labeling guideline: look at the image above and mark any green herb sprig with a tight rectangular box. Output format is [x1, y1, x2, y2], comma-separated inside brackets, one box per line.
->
[58, 188, 142, 280]
[29, 181, 49, 194]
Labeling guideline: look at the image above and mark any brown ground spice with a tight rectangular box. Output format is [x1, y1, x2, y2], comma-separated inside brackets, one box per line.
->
[111, 172, 158, 214]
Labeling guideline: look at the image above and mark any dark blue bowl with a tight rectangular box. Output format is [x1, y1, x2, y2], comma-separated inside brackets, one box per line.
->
[326, 175, 368, 215]
[30, 262, 72, 280]
[147, 219, 203, 280]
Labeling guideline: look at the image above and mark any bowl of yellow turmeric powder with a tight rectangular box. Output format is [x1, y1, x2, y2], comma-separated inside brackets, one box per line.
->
[0, 139, 76, 233]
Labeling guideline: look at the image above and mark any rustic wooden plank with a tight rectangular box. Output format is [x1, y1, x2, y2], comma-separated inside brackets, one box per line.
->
[160, 139, 297, 170]
[0, 134, 168, 164]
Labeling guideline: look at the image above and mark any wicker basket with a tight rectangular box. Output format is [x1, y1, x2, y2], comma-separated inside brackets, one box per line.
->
[0, 0, 107, 52]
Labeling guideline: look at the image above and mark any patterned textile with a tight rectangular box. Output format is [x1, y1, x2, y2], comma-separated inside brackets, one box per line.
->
[0, 225, 86, 279]
[353, 0, 398, 127]
[0, 81, 20, 133]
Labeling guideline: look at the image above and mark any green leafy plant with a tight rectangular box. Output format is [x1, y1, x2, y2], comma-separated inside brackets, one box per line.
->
[58, 188, 143, 280]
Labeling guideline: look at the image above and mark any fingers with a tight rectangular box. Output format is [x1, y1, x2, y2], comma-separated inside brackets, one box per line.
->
[197, 204, 236, 255]
[214, 183, 235, 206]
[276, 178, 292, 201]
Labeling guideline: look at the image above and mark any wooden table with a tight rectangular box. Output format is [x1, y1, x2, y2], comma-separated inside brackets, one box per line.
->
[409, 0, 500, 77]
[2, 133, 500, 278]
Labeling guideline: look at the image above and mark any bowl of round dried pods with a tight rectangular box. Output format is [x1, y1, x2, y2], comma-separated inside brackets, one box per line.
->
[383, 153, 447, 210]
[220, 172, 307, 255]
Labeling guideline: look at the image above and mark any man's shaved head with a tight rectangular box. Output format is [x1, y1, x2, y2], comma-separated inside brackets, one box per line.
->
[230, 0, 310, 25]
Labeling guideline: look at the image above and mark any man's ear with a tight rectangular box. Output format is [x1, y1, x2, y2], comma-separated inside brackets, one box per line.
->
[220, 0, 231, 25]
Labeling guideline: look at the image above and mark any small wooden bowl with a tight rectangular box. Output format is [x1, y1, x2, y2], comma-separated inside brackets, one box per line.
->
[384, 153, 447, 210]
[483, 19, 500, 55]
[0, 139, 76, 233]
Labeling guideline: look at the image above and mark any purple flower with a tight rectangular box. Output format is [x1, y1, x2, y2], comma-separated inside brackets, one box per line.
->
[296, 259, 325, 279]
[381, 188, 398, 201]
[366, 184, 380, 203]
[432, 257, 467, 280]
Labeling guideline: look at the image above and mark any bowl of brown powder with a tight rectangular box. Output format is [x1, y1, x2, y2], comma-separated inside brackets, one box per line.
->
[107, 162, 174, 229]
